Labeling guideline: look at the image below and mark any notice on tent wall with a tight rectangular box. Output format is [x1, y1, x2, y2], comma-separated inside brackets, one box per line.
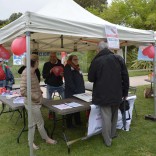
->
[13, 53, 26, 65]
[105, 25, 119, 49]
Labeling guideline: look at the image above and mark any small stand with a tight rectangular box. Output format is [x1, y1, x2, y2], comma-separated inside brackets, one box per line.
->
[145, 114, 156, 121]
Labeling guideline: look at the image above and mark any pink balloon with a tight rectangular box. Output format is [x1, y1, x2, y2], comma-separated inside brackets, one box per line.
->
[51, 66, 64, 76]
[0, 45, 11, 60]
[11, 36, 26, 56]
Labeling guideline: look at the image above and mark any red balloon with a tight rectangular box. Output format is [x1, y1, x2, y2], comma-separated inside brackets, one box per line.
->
[11, 36, 26, 56]
[142, 45, 155, 58]
[51, 66, 64, 76]
[148, 49, 155, 58]
[0, 45, 11, 60]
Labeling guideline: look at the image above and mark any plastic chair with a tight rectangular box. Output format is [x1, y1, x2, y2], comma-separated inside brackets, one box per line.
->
[52, 91, 62, 99]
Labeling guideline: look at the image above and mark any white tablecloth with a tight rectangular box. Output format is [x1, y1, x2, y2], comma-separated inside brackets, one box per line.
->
[87, 95, 137, 137]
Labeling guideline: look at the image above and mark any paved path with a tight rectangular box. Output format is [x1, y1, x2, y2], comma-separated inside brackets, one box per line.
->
[129, 75, 149, 87]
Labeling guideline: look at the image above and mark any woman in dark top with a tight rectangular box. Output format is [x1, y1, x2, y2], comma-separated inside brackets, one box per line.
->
[64, 55, 85, 128]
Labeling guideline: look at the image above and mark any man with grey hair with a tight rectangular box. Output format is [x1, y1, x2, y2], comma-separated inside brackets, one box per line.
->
[88, 40, 129, 147]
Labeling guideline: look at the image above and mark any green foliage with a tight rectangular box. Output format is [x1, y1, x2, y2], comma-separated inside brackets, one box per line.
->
[0, 12, 22, 28]
[101, 0, 156, 30]
[74, 0, 107, 9]
[130, 60, 153, 69]
[9, 13, 22, 22]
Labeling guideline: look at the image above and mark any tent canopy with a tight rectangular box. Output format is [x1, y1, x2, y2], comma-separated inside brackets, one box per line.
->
[0, 0, 155, 52]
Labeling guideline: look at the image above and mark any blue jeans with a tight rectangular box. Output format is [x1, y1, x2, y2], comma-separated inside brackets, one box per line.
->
[47, 85, 65, 99]
[0, 80, 6, 88]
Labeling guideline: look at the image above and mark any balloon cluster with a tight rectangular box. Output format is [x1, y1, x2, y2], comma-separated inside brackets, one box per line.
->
[51, 66, 64, 76]
[11, 36, 26, 56]
[0, 45, 11, 60]
[142, 45, 155, 59]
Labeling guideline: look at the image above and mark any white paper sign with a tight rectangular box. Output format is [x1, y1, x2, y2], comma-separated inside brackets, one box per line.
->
[105, 25, 120, 49]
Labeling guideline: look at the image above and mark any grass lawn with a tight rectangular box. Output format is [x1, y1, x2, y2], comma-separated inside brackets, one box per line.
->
[0, 85, 156, 156]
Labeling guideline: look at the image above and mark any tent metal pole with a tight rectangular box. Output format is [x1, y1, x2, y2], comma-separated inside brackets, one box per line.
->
[154, 45, 156, 116]
[124, 46, 127, 63]
[26, 32, 34, 156]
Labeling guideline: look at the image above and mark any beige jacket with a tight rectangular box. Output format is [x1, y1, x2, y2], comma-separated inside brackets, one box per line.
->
[20, 68, 43, 105]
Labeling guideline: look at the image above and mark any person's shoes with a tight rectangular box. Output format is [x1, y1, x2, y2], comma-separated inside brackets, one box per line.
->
[105, 144, 111, 147]
[46, 138, 57, 145]
[33, 143, 39, 150]
[112, 134, 118, 139]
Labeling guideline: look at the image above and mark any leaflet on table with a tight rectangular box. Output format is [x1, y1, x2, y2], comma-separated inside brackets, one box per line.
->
[52, 102, 82, 110]
[73, 93, 92, 102]
[13, 97, 25, 104]
[66, 102, 82, 107]
[53, 104, 72, 110]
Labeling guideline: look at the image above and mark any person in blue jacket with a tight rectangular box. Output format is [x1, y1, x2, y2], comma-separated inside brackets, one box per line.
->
[64, 55, 85, 128]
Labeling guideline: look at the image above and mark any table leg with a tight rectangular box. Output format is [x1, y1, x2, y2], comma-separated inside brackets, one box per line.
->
[0, 103, 5, 115]
[51, 112, 56, 138]
[62, 115, 71, 154]
[17, 108, 27, 143]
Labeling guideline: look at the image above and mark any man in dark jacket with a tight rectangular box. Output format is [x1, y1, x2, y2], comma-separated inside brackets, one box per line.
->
[88, 41, 129, 147]
[42, 52, 64, 99]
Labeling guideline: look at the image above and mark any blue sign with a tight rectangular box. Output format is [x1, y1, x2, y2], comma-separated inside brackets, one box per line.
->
[13, 53, 26, 65]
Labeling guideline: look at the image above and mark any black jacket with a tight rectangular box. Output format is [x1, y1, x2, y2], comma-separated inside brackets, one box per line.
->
[64, 64, 85, 98]
[18, 66, 41, 82]
[88, 48, 129, 106]
[42, 60, 64, 87]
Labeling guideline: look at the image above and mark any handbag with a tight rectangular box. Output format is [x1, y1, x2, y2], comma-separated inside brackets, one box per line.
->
[119, 99, 130, 113]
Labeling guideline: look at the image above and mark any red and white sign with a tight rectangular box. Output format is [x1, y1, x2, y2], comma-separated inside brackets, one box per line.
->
[105, 25, 119, 49]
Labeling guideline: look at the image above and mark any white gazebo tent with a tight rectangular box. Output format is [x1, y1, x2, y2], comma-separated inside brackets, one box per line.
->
[0, 0, 155, 155]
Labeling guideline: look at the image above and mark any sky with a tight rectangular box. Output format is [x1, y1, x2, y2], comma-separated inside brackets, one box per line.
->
[0, 0, 112, 20]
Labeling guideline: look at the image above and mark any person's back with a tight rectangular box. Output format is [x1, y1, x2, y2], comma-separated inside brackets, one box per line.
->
[88, 40, 129, 147]
[89, 49, 123, 106]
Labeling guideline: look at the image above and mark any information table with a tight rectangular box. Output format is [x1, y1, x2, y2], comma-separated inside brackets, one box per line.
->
[0, 96, 26, 143]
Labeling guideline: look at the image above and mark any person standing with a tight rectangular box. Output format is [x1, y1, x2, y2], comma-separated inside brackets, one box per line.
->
[64, 55, 85, 128]
[0, 58, 14, 90]
[42, 52, 64, 100]
[20, 54, 57, 150]
[88, 41, 129, 147]
[18, 54, 41, 82]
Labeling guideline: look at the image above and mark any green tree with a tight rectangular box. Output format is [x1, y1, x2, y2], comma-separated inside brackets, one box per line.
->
[101, 0, 156, 30]
[0, 12, 22, 28]
[9, 12, 22, 22]
[74, 0, 108, 9]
